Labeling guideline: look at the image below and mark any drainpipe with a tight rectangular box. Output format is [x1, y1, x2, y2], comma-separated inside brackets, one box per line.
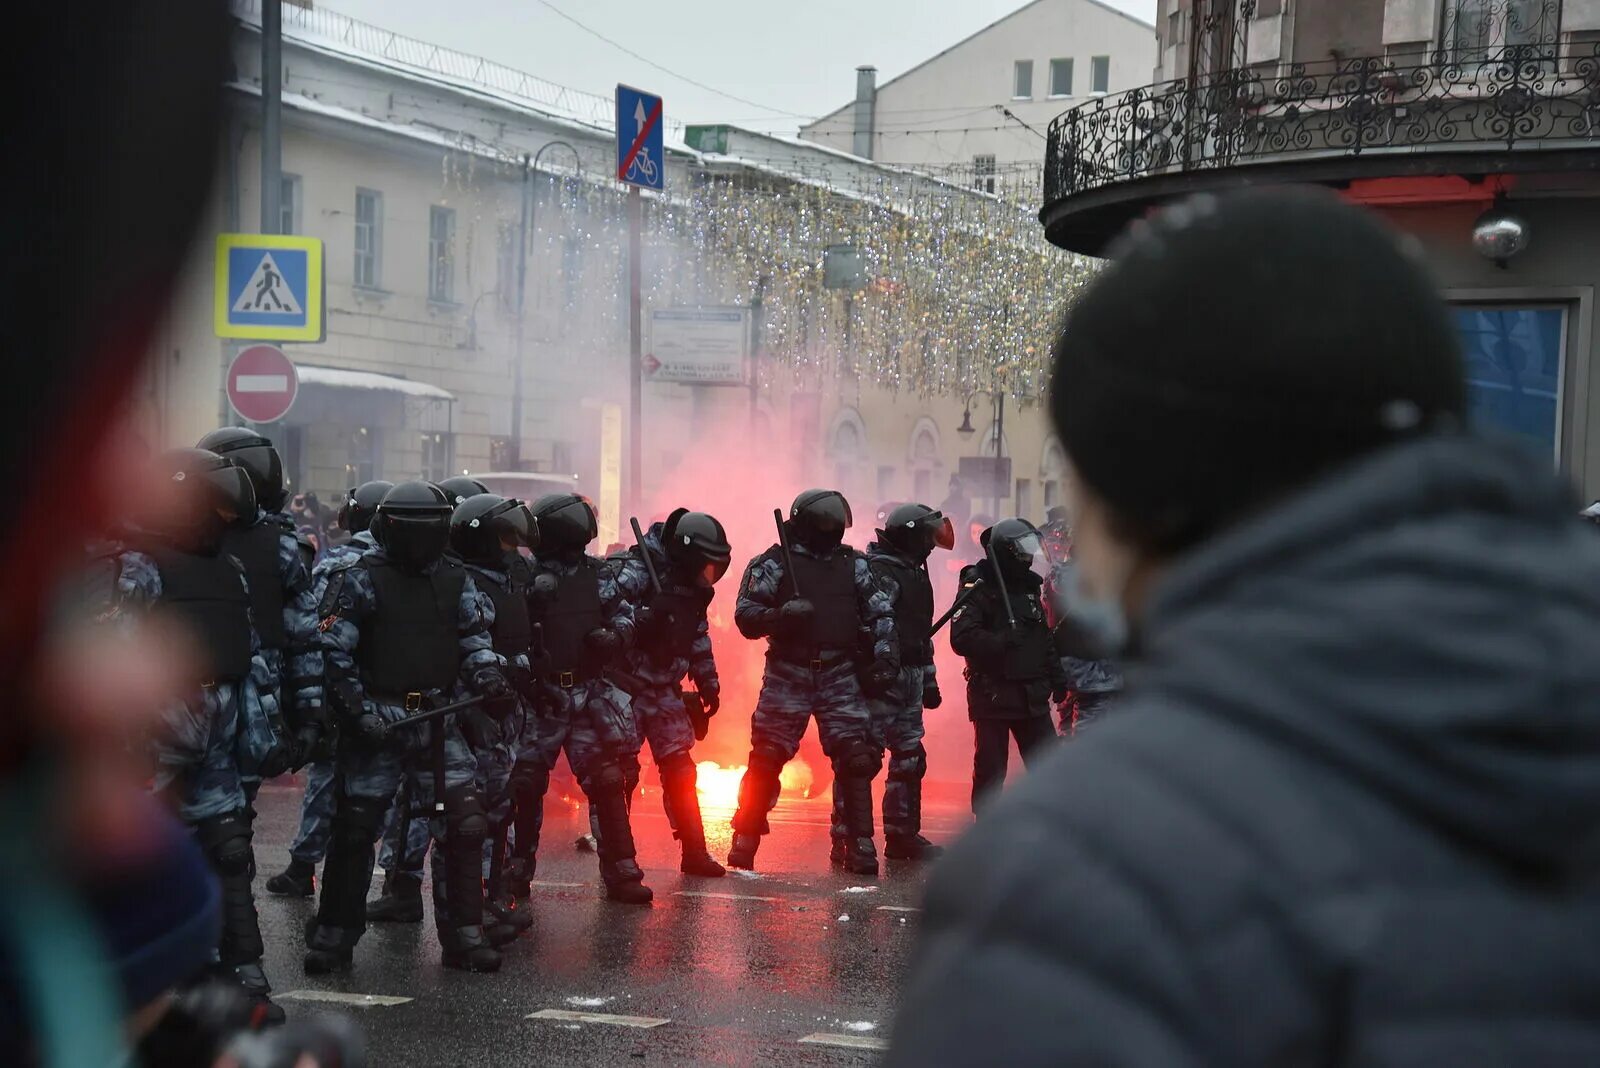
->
[852, 65, 877, 160]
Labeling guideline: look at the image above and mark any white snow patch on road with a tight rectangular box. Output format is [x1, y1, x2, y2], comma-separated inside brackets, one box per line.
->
[566, 996, 614, 1007]
[839, 885, 879, 893]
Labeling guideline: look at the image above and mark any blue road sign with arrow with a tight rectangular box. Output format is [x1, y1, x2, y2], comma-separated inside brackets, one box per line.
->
[616, 84, 664, 191]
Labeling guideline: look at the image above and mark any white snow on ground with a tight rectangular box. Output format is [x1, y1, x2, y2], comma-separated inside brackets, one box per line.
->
[839, 885, 879, 893]
[565, 996, 614, 1008]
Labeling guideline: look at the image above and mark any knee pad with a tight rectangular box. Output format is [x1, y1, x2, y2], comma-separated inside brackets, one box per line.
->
[837, 738, 882, 779]
[196, 812, 253, 877]
[509, 760, 549, 804]
[591, 761, 626, 796]
[445, 785, 488, 841]
[336, 794, 388, 842]
[889, 744, 927, 782]
[657, 750, 697, 789]
[749, 741, 789, 776]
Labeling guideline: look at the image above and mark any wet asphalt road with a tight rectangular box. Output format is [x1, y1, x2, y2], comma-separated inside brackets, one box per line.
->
[250, 779, 974, 1066]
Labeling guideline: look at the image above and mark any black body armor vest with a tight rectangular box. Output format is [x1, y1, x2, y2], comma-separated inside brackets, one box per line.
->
[357, 559, 464, 695]
[221, 519, 287, 650]
[473, 566, 533, 659]
[778, 550, 859, 653]
[878, 555, 935, 663]
[648, 582, 708, 656]
[531, 559, 604, 674]
[148, 546, 254, 681]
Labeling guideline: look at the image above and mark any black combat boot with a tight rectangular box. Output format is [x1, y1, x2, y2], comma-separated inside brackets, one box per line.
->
[305, 795, 386, 975]
[661, 753, 726, 877]
[727, 832, 761, 870]
[592, 764, 653, 905]
[484, 817, 533, 935]
[265, 856, 316, 897]
[303, 925, 355, 976]
[837, 747, 881, 877]
[366, 871, 423, 923]
[231, 961, 286, 1026]
[885, 834, 945, 861]
[829, 837, 847, 867]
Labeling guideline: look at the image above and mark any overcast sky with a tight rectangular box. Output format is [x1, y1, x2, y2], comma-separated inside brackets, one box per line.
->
[322, 0, 1157, 133]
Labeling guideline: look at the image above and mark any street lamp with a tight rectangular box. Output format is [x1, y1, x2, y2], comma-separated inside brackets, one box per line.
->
[509, 140, 584, 472]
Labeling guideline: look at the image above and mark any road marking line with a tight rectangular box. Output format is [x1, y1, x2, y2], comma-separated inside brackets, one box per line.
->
[527, 1009, 670, 1028]
[530, 880, 587, 889]
[277, 990, 413, 1007]
[877, 905, 921, 913]
[674, 890, 780, 902]
[799, 1032, 888, 1051]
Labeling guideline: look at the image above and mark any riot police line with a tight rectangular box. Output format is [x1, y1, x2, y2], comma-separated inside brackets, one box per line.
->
[99, 428, 1114, 1021]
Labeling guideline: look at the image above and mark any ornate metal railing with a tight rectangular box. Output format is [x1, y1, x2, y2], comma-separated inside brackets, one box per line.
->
[1044, 42, 1600, 204]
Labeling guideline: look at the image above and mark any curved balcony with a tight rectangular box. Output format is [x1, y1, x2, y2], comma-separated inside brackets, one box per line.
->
[1041, 44, 1600, 253]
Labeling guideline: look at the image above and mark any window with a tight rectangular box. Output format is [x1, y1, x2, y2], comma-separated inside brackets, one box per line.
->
[1015, 478, 1034, 522]
[1049, 58, 1074, 97]
[489, 437, 513, 471]
[343, 426, 377, 486]
[1090, 55, 1111, 94]
[1012, 59, 1034, 99]
[279, 174, 301, 235]
[354, 188, 382, 289]
[420, 432, 452, 482]
[496, 221, 519, 313]
[1445, 0, 1557, 61]
[1452, 304, 1566, 458]
[972, 154, 997, 195]
[428, 205, 456, 302]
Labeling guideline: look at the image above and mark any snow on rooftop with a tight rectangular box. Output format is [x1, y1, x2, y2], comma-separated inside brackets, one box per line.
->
[297, 365, 454, 401]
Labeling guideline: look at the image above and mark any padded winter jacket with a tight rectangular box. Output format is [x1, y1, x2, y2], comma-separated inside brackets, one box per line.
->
[890, 435, 1600, 1066]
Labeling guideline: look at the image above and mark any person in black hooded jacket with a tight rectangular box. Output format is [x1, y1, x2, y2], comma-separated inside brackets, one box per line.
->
[889, 188, 1600, 1066]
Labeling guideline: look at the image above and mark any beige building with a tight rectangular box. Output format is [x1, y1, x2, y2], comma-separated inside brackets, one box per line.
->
[799, 0, 1154, 197]
[142, 1, 1078, 547]
[1039, 0, 1600, 499]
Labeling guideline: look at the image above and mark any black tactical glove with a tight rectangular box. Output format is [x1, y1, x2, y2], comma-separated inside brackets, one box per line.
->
[478, 671, 517, 720]
[778, 598, 815, 637]
[584, 627, 622, 665]
[862, 659, 898, 698]
[461, 707, 502, 751]
[702, 687, 720, 716]
[635, 605, 671, 639]
[922, 680, 943, 710]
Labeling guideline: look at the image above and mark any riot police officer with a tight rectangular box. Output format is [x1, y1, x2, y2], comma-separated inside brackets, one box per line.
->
[305, 482, 517, 975]
[195, 428, 322, 797]
[516, 493, 650, 904]
[854, 502, 953, 862]
[728, 489, 897, 875]
[266, 479, 392, 897]
[437, 475, 490, 509]
[949, 518, 1068, 811]
[113, 449, 287, 1022]
[612, 509, 732, 878]
[448, 492, 540, 935]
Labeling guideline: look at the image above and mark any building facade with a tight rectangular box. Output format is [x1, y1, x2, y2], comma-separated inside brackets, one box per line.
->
[799, 0, 1155, 198]
[142, 1, 1079, 547]
[1041, 0, 1600, 498]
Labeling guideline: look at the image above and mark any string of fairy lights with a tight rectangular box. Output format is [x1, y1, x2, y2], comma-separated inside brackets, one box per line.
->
[439, 139, 1097, 402]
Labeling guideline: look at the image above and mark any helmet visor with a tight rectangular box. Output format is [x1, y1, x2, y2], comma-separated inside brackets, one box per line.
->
[498, 502, 539, 549]
[931, 515, 956, 551]
[206, 464, 257, 523]
[699, 556, 732, 587]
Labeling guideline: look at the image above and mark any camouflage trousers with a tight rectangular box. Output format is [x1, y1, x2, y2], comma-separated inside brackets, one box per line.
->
[152, 684, 248, 824]
[288, 760, 337, 864]
[521, 680, 637, 864]
[237, 649, 287, 785]
[615, 681, 699, 837]
[734, 658, 870, 836]
[832, 665, 929, 841]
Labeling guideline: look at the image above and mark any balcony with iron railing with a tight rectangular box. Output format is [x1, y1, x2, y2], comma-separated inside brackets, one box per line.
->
[1040, 5, 1600, 251]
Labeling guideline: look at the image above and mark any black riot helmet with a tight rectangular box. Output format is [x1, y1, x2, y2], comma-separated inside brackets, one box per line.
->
[373, 481, 454, 572]
[660, 508, 733, 587]
[878, 502, 955, 562]
[787, 489, 852, 554]
[196, 427, 285, 513]
[451, 494, 538, 566]
[339, 479, 393, 535]
[153, 448, 257, 554]
[437, 475, 490, 508]
[983, 517, 1045, 580]
[531, 493, 598, 556]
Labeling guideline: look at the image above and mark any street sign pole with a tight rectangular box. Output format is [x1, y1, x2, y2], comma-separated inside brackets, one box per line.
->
[628, 184, 643, 517]
[261, 0, 282, 237]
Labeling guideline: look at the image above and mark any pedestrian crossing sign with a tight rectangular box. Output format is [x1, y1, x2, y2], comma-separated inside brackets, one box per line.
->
[214, 233, 325, 342]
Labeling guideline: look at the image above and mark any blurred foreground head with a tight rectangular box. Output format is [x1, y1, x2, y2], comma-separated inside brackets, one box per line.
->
[1050, 188, 1465, 605]
[1052, 189, 1465, 550]
[1, 1, 228, 689]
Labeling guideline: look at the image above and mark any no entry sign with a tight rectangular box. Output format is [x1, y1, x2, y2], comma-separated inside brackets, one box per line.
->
[226, 344, 299, 424]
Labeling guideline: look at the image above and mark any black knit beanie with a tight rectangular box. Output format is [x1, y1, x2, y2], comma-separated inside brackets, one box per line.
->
[1049, 187, 1466, 553]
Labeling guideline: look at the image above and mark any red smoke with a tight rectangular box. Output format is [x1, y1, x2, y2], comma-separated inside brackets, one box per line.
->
[644, 414, 977, 792]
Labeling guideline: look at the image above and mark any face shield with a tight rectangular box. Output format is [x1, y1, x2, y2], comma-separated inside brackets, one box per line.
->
[380, 513, 451, 571]
[498, 502, 539, 550]
[206, 463, 257, 526]
[932, 515, 956, 551]
[698, 557, 732, 588]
